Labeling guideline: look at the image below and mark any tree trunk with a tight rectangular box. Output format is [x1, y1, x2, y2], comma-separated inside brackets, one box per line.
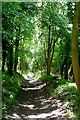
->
[60, 56, 66, 78]
[47, 59, 51, 75]
[14, 38, 19, 72]
[14, 26, 20, 72]
[71, 2, 80, 92]
[46, 26, 61, 75]
[7, 44, 13, 76]
[2, 40, 7, 72]
[47, 26, 51, 75]
[2, 50, 6, 72]
[64, 57, 69, 80]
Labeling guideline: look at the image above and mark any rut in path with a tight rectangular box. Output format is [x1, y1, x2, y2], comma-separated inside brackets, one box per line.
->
[5, 76, 73, 120]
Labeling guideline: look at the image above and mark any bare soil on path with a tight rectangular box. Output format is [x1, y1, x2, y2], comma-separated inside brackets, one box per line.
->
[4, 76, 73, 120]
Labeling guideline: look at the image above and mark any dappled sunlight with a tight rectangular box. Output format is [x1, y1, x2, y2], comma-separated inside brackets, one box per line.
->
[22, 73, 36, 80]
[68, 83, 77, 88]
[41, 98, 51, 104]
[4, 77, 73, 120]
[40, 105, 50, 110]
[24, 108, 66, 119]
[18, 103, 34, 110]
[22, 83, 46, 91]
[5, 96, 70, 119]
[2, 2, 80, 120]
[5, 113, 21, 119]
[5, 106, 73, 120]
[28, 78, 39, 83]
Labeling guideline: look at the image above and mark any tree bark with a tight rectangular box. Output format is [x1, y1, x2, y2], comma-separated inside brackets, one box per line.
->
[7, 44, 13, 76]
[47, 26, 51, 75]
[46, 26, 61, 75]
[71, 2, 80, 92]
[2, 39, 7, 72]
[64, 57, 69, 80]
[14, 38, 19, 72]
[14, 26, 20, 72]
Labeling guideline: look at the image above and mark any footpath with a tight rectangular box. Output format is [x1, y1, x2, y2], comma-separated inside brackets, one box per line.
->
[4, 76, 73, 120]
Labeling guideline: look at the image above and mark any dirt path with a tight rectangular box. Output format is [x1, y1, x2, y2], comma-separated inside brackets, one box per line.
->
[4, 76, 73, 120]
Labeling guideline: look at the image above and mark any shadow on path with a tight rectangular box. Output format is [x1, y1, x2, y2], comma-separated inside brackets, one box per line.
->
[4, 76, 73, 120]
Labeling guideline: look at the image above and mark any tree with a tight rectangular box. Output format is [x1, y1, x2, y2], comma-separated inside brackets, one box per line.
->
[37, 2, 71, 76]
[71, 2, 80, 92]
[2, 2, 36, 75]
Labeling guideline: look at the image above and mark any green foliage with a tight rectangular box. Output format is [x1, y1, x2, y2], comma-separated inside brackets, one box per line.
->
[67, 2, 75, 22]
[2, 2, 72, 76]
[2, 2, 36, 74]
[36, 2, 71, 75]
[2, 72, 24, 116]
[50, 80, 80, 119]
[40, 73, 55, 84]
[2, 2, 80, 120]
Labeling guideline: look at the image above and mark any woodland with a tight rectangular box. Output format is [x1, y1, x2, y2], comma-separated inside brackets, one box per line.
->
[2, 2, 80, 120]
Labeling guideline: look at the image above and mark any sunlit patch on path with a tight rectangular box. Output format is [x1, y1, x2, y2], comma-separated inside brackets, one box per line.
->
[4, 76, 73, 120]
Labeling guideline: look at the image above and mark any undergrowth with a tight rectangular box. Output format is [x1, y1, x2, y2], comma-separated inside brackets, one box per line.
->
[2, 72, 24, 118]
[50, 79, 80, 119]
[40, 73, 80, 119]
[40, 73, 59, 84]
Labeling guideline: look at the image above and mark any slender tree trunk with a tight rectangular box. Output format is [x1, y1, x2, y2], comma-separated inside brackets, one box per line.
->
[2, 40, 7, 72]
[71, 2, 80, 92]
[7, 44, 13, 76]
[61, 65, 64, 78]
[47, 26, 51, 75]
[64, 57, 69, 80]
[2, 50, 6, 72]
[60, 57, 66, 78]
[14, 26, 20, 72]
[46, 26, 61, 75]
[14, 38, 19, 72]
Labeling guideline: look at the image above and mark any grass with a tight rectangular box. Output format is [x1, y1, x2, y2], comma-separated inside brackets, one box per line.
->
[2, 72, 24, 118]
